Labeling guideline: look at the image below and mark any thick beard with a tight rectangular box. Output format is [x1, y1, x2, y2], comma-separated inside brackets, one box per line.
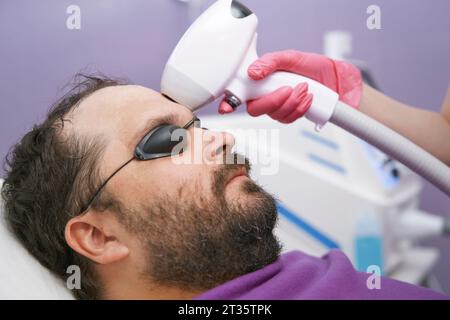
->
[118, 154, 282, 292]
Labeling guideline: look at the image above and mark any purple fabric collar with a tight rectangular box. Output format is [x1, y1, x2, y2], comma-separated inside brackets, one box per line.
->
[194, 250, 448, 300]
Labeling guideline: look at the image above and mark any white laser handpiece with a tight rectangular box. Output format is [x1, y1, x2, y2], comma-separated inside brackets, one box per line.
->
[161, 0, 338, 130]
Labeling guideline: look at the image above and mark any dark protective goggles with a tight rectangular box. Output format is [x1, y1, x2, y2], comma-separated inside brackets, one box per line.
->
[80, 115, 202, 213]
[134, 115, 201, 160]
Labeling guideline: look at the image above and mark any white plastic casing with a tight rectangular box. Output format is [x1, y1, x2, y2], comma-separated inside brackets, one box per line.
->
[161, 0, 339, 129]
[161, 0, 258, 110]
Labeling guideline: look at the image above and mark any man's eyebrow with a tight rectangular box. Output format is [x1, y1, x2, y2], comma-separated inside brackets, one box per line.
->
[144, 112, 181, 131]
[133, 112, 182, 143]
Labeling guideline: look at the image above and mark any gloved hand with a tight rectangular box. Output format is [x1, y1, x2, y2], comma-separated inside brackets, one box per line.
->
[218, 50, 363, 124]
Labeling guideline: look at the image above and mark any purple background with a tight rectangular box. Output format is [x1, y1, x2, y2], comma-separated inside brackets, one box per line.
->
[1, 0, 449, 293]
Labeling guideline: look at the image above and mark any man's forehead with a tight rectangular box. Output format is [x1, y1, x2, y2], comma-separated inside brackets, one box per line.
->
[75, 85, 172, 117]
[66, 84, 190, 137]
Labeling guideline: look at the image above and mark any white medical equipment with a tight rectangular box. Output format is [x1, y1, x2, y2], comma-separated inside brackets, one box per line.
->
[200, 114, 448, 284]
[160, 0, 450, 195]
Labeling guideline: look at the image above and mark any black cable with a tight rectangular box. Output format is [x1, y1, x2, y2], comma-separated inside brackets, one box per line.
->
[80, 157, 134, 213]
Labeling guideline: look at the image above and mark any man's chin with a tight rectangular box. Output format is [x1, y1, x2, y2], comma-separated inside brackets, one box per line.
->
[224, 176, 263, 201]
[240, 177, 270, 195]
[227, 179, 278, 222]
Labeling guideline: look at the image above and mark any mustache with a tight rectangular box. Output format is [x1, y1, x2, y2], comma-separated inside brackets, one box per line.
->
[212, 153, 251, 197]
[223, 152, 251, 174]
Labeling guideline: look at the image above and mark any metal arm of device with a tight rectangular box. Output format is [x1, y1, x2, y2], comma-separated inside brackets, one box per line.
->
[330, 101, 450, 196]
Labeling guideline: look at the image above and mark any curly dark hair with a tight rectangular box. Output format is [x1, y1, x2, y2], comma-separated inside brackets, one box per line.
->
[1, 74, 127, 299]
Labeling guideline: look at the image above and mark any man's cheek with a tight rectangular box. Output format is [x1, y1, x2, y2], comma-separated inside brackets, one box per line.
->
[194, 166, 218, 200]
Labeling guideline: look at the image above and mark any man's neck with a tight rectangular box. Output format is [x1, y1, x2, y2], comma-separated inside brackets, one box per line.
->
[103, 282, 204, 300]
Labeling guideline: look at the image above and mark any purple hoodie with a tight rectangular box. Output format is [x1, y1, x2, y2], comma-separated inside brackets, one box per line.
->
[195, 250, 448, 300]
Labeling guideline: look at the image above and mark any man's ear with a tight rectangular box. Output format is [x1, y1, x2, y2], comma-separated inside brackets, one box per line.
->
[65, 211, 130, 265]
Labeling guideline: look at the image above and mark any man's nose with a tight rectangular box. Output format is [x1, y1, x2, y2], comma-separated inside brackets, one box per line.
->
[202, 129, 235, 160]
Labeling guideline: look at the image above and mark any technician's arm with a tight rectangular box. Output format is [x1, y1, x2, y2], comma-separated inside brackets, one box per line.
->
[360, 84, 450, 166]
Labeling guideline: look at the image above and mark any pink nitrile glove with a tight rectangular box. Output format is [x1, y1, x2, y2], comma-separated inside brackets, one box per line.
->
[219, 50, 363, 124]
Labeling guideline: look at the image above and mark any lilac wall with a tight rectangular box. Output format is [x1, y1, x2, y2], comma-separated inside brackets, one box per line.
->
[1, 0, 449, 292]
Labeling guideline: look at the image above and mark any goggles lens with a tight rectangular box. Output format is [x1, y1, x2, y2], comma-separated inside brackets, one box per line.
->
[134, 116, 201, 160]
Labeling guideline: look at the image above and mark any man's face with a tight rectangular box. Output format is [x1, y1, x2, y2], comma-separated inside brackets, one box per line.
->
[67, 85, 281, 291]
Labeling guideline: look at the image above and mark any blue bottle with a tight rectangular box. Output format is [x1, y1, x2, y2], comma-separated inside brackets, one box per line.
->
[354, 211, 384, 275]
